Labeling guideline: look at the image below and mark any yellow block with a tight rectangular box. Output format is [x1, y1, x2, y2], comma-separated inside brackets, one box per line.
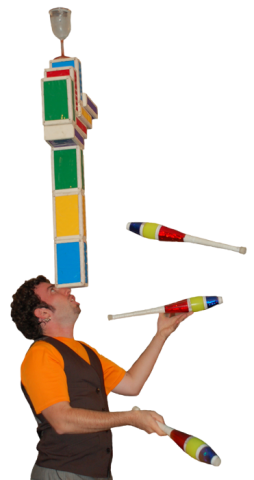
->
[82, 195, 87, 237]
[55, 195, 80, 236]
[81, 107, 92, 126]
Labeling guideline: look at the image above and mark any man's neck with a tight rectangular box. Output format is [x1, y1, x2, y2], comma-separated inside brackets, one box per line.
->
[43, 329, 74, 338]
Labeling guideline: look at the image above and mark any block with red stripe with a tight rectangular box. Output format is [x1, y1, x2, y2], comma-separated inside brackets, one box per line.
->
[43, 67, 79, 115]
[49, 57, 83, 105]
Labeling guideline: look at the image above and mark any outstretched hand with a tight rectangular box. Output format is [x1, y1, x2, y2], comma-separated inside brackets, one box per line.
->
[156, 311, 193, 340]
[131, 409, 167, 436]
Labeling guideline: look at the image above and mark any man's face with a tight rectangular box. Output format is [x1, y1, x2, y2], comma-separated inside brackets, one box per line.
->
[35, 282, 81, 322]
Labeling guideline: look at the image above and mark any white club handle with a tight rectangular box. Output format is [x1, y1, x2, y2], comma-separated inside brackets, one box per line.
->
[108, 306, 165, 320]
[184, 234, 247, 254]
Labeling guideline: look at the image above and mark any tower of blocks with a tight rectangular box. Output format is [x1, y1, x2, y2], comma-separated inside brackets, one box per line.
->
[41, 57, 98, 288]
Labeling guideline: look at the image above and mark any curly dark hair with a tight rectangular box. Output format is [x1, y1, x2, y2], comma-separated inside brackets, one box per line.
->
[11, 275, 55, 340]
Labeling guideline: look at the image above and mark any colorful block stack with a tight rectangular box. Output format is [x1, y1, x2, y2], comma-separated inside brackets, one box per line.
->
[41, 57, 98, 287]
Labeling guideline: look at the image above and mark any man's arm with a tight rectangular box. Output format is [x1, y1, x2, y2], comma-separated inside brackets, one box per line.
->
[60, 407, 131, 433]
[127, 333, 166, 397]
[112, 334, 165, 396]
[41, 402, 133, 435]
[127, 312, 194, 397]
[111, 372, 137, 397]
[42, 401, 166, 436]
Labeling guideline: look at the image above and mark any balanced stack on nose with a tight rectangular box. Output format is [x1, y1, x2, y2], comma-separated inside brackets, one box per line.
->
[41, 20, 98, 288]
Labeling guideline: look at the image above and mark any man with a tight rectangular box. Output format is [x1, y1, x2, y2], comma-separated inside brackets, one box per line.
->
[11, 275, 193, 480]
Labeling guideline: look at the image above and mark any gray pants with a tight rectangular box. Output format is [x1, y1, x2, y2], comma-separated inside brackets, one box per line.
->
[31, 464, 113, 480]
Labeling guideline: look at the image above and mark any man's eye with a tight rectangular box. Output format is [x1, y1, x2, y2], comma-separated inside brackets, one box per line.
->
[51, 288, 55, 293]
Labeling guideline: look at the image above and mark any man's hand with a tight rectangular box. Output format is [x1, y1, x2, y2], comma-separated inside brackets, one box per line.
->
[156, 311, 193, 340]
[130, 409, 166, 436]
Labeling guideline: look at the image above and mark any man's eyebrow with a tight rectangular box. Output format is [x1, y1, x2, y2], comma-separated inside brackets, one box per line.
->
[47, 284, 55, 291]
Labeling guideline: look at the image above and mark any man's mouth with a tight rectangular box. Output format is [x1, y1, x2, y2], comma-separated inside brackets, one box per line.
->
[69, 295, 80, 306]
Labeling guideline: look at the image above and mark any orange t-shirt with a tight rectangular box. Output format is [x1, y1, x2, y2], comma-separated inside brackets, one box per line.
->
[21, 337, 126, 414]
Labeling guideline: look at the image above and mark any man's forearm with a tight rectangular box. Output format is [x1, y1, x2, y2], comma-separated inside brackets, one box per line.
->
[128, 333, 166, 395]
[58, 407, 133, 434]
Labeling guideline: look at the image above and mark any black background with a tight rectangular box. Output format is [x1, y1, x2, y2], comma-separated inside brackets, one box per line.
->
[9, 4, 250, 479]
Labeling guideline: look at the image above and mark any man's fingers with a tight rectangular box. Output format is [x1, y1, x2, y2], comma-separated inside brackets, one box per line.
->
[157, 428, 167, 436]
[173, 312, 191, 329]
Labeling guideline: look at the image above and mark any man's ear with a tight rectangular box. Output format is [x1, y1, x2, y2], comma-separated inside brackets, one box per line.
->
[34, 308, 51, 320]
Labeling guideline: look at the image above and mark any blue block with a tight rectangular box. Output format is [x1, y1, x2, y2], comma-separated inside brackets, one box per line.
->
[84, 242, 88, 284]
[57, 242, 81, 284]
[52, 60, 75, 68]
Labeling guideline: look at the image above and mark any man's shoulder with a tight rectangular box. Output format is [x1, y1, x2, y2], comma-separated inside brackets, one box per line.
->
[21, 340, 65, 387]
[22, 338, 63, 368]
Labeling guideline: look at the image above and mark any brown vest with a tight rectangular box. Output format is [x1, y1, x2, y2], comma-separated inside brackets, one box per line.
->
[21, 337, 113, 477]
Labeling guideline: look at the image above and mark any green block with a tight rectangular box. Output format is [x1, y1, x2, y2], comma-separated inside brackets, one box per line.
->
[44, 80, 69, 121]
[81, 150, 84, 190]
[54, 149, 77, 190]
[71, 80, 75, 122]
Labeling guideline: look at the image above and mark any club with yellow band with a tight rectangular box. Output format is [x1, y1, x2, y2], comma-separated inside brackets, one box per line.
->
[107, 295, 224, 321]
[132, 405, 222, 467]
[125, 222, 248, 255]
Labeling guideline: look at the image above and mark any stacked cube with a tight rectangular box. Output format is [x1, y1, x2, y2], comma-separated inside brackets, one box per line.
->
[41, 57, 98, 287]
